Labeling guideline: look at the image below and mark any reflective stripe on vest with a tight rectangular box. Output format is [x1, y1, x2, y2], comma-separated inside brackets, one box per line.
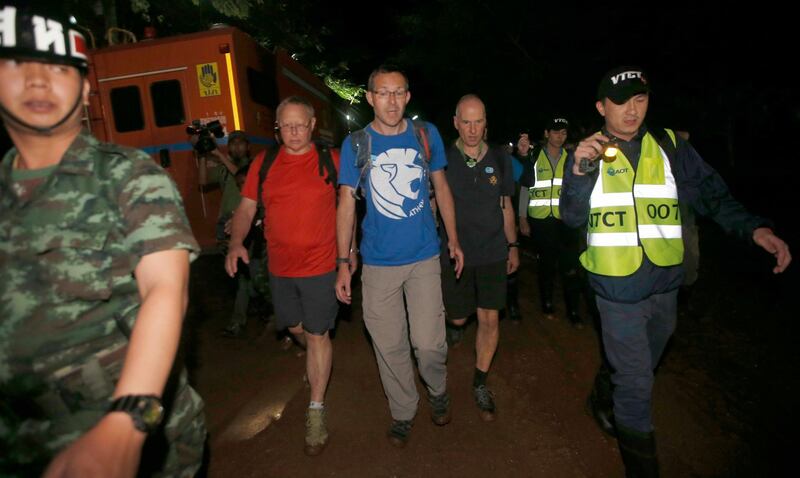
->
[579, 130, 683, 276]
[527, 148, 567, 219]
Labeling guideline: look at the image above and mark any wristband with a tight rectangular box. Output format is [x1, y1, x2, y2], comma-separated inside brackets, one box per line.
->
[507, 242, 520, 249]
[336, 257, 351, 264]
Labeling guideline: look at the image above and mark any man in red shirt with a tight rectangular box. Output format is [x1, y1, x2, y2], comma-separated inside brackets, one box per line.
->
[225, 96, 344, 456]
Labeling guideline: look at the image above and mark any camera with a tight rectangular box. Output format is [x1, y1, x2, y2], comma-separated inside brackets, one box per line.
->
[186, 119, 224, 155]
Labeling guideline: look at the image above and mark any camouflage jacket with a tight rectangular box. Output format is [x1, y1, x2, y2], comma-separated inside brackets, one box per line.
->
[0, 133, 203, 475]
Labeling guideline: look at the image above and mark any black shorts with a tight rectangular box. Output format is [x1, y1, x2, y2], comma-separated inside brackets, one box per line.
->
[441, 259, 507, 318]
[269, 271, 338, 335]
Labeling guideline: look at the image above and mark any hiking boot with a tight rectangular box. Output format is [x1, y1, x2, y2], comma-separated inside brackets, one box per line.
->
[473, 385, 496, 422]
[445, 324, 463, 347]
[428, 392, 451, 426]
[220, 322, 244, 338]
[304, 408, 328, 456]
[387, 419, 413, 448]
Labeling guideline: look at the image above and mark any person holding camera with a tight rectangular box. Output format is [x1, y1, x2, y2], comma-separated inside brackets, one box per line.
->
[225, 96, 340, 456]
[561, 66, 791, 476]
[197, 130, 265, 338]
[198, 129, 251, 236]
[517, 117, 585, 327]
[0, 5, 206, 476]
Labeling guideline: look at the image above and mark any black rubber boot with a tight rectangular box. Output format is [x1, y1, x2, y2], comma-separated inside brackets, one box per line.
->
[506, 272, 522, 322]
[616, 424, 659, 478]
[586, 363, 616, 437]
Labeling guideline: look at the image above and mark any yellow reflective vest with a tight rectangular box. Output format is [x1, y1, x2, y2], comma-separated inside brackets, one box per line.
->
[579, 130, 683, 277]
[527, 148, 567, 219]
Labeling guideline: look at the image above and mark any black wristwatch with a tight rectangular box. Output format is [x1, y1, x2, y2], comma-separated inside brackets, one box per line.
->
[107, 395, 164, 433]
[507, 241, 520, 249]
[336, 257, 351, 264]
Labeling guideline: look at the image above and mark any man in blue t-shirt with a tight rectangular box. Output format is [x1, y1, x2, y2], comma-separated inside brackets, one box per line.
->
[335, 65, 464, 448]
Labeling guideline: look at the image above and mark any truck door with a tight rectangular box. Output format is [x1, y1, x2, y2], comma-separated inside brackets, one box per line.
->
[100, 76, 153, 155]
[143, 71, 214, 248]
[99, 69, 217, 248]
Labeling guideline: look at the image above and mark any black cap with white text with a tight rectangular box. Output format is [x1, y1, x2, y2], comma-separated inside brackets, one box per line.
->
[596, 66, 650, 105]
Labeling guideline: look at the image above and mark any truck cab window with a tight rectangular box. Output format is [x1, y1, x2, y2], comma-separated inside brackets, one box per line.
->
[110, 86, 145, 133]
[247, 67, 278, 108]
[151, 80, 186, 127]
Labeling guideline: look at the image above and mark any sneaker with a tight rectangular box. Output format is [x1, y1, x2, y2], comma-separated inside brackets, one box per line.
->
[387, 419, 413, 448]
[428, 392, 451, 426]
[304, 408, 328, 456]
[473, 385, 496, 422]
[220, 323, 243, 338]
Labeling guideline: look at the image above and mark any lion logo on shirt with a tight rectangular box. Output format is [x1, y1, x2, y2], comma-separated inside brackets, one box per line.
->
[369, 148, 425, 220]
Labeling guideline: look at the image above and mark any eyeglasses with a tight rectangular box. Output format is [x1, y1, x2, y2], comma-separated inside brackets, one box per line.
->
[371, 88, 407, 99]
[276, 121, 312, 132]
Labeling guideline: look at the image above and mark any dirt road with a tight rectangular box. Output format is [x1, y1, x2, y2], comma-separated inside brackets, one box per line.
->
[183, 224, 797, 477]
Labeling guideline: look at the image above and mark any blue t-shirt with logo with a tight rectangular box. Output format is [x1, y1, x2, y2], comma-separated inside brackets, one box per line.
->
[339, 119, 447, 266]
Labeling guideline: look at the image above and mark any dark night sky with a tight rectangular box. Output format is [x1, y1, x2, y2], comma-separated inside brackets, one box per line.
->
[307, 2, 795, 166]
[311, 1, 797, 233]
[3, 1, 797, 238]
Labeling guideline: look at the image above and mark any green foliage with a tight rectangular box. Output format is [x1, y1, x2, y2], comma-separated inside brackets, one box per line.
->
[189, 0, 262, 19]
[324, 76, 365, 105]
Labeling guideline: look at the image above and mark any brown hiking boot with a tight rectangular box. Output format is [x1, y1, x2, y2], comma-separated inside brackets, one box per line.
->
[304, 408, 328, 456]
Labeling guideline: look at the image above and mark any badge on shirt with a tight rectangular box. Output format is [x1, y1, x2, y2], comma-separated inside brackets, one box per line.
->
[489, 175, 498, 186]
[485, 166, 494, 174]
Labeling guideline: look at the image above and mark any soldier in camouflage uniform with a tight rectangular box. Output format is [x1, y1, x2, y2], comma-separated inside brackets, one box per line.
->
[0, 5, 206, 477]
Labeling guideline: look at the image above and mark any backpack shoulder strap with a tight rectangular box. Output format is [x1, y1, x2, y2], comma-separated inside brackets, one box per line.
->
[412, 120, 431, 163]
[256, 146, 280, 218]
[317, 145, 337, 187]
[350, 128, 372, 199]
[351, 128, 371, 169]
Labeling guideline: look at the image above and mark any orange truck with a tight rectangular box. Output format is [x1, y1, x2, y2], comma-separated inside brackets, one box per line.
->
[87, 26, 344, 248]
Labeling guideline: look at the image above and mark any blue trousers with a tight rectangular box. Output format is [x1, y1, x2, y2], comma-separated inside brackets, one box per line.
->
[596, 289, 678, 433]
